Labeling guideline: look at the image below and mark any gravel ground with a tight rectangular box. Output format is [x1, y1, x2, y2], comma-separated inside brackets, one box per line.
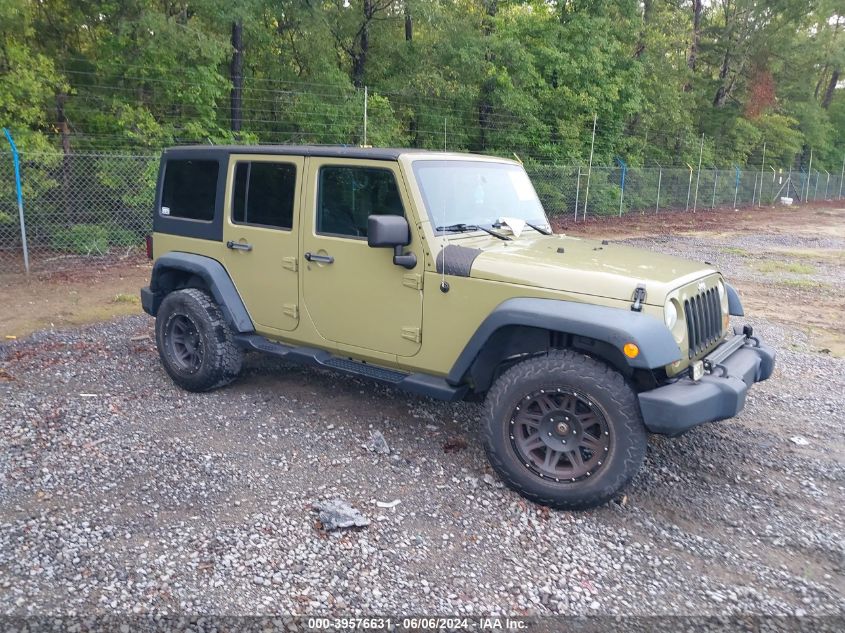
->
[1, 228, 844, 620]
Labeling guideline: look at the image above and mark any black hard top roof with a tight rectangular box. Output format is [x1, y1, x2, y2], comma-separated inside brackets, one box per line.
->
[163, 144, 437, 161]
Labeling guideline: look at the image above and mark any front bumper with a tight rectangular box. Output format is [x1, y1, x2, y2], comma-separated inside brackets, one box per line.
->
[639, 330, 775, 436]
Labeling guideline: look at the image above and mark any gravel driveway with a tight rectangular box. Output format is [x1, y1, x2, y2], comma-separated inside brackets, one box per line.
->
[1, 226, 844, 620]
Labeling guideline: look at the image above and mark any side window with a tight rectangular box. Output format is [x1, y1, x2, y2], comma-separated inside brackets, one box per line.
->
[232, 161, 297, 230]
[161, 159, 219, 221]
[317, 166, 404, 238]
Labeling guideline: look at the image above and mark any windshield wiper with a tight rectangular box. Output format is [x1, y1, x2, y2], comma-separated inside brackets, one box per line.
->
[492, 219, 553, 237]
[524, 221, 553, 236]
[436, 223, 512, 241]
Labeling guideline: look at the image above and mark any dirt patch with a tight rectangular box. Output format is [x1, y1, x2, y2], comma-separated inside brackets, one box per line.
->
[0, 257, 152, 339]
[555, 202, 845, 239]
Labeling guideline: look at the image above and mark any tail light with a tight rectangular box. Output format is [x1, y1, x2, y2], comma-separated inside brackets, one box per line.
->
[145, 234, 153, 259]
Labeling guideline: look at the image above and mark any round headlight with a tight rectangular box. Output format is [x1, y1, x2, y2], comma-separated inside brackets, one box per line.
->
[664, 301, 678, 330]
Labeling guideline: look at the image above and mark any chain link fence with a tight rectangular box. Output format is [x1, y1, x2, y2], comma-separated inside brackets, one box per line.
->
[1, 150, 843, 275]
[0, 151, 158, 274]
[529, 165, 843, 219]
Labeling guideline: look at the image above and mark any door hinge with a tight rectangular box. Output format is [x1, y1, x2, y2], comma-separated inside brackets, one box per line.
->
[402, 273, 423, 290]
[401, 326, 421, 343]
[283, 303, 299, 319]
[282, 256, 298, 272]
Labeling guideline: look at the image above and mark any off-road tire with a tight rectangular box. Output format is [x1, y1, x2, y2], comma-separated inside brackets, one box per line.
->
[481, 349, 647, 510]
[155, 288, 243, 392]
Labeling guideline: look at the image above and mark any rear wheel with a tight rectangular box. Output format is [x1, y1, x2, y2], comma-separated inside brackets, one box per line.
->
[155, 288, 243, 392]
[481, 350, 646, 510]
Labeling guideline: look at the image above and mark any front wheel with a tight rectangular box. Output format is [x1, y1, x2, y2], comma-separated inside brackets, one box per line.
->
[481, 350, 647, 510]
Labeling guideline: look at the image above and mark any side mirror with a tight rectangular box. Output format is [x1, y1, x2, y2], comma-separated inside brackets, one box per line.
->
[367, 215, 417, 269]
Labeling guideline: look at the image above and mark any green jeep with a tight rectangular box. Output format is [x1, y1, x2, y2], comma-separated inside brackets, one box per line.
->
[141, 146, 775, 509]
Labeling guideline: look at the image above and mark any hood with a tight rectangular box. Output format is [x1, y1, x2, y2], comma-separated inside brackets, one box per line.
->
[462, 234, 716, 305]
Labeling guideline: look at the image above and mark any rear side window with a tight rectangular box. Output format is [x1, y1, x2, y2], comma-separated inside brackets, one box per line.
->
[232, 162, 297, 230]
[161, 159, 219, 221]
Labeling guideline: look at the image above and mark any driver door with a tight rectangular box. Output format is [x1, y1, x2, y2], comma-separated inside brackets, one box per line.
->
[302, 158, 422, 358]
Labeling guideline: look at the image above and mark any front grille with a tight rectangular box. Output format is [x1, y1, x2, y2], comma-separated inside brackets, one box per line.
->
[684, 287, 723, 358]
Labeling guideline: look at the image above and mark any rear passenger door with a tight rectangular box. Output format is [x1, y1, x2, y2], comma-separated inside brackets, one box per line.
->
[223, 155, 303, 333]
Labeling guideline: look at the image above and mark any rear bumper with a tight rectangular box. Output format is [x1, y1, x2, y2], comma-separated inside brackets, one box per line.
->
[639, 331, 775, 436]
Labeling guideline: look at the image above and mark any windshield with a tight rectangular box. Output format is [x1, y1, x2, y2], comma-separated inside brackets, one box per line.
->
[412, 160, 548, 233]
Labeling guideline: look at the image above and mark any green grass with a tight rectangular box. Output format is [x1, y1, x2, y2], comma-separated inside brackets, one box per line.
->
[112, 293, 139, 304]
[779, 278, 824, 289]
[722, 247, 750, 257]
[756, 261, 816, 274]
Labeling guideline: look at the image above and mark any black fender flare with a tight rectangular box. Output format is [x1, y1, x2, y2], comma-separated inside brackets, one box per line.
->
[447, 297, 682, 386]
[725, 283, 744, 316]
[146, 252, 254, 333]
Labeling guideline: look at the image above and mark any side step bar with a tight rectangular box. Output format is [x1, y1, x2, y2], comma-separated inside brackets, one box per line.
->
[234, 334, 467, 402]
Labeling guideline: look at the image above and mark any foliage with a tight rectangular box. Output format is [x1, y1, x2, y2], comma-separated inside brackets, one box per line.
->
[50, 223, 140, 254]
[51, 224, 110, 255]
[0, 0, 842, 170]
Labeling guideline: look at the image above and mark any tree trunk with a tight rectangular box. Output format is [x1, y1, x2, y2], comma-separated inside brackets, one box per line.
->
[821, 68, 840, 109]
[478, 0, 497, 150]
[688, 0, 702, 71]
[713, 49, 732, 107]
[404, 2, 413, 42]
[230, 20, 244, 134]
[634, 0, 653, 59]
[352, 0, 374, 88]
[56, 92, 71, 156]
[56, 92, 72, 217]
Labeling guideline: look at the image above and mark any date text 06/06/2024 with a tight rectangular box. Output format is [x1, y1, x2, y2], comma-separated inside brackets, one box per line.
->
[305, 616, 527, 630]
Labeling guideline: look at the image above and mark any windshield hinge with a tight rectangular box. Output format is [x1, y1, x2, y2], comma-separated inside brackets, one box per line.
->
[402, 273, 423, 290]
[401, 326, 421, 343]
[631, 284, 647, 312]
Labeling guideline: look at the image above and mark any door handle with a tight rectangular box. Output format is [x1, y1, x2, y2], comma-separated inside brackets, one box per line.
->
[226, 240, 253, 252]
[304, 252, 334, 264]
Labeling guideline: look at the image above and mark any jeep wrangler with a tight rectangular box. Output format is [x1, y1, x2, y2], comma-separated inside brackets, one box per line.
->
[141, 145, 775, 509]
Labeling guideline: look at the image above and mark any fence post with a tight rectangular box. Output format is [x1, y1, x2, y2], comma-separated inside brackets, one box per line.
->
[805, 149, 813, 202]
[824, 170, 830, 199]
[711, 168, 718, 209]
[814, 170, 820, 200]
[685, 163, 693, 212]
[692, 134, 704, 212]
[2, 128, 29, 275]
[839, 154, 844, 200]
[654, 162, 662, 214]
[615, 156, 627, 217]
[758, 142, 766, 208]
[574, 166, 581, 222]
[769, 166, 776, 204]
[752, 173, 758, 206]
[582, 114, 597, 221]
[733, 166, 740, 209]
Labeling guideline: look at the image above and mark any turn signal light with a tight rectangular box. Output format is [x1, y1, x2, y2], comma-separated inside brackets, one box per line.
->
[145, 234, 153, 260]
[623, 343, 640, 359]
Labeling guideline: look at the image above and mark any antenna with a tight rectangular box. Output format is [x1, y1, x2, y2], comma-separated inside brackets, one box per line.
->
[440, 116, 450, 292]
[363, 86, 368, 147]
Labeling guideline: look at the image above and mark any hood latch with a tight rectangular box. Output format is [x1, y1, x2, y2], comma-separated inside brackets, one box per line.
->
[631, 284, 647, 312]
